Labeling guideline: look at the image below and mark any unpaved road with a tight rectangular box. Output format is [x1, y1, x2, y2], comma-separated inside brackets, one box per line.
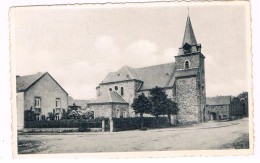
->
[18, 118, 249, 154]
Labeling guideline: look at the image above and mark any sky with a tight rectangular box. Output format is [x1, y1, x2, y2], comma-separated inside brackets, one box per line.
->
[12, 2, 250, 100]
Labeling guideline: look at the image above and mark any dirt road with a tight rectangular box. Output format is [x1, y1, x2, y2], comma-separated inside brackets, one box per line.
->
[18, 118, 249, 154]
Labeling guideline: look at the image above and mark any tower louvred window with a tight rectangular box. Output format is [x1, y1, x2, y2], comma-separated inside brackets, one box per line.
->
[185, 61, 190, 69]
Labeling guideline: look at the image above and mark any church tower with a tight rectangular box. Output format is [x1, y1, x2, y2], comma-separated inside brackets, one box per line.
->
[174, 15, 206, 123]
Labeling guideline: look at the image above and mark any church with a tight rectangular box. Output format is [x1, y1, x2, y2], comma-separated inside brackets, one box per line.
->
[88, 15, 206, 124]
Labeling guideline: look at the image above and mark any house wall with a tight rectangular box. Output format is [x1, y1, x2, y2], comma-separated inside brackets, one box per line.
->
[17, 92, 24, 130]
[205, 105, 230, 120]
[24, 73, 68, 120]
[88, 103, 129, 118]
[98, 80, 142, 117]
[175, 76, 200, 123]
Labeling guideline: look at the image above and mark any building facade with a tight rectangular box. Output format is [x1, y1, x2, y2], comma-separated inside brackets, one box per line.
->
[16, 72, 68, 129]
[205, 95, 248, 121]
[89, 15, 206, 124]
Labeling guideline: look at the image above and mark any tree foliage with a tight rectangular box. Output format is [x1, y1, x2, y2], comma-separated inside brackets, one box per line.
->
[132, 93, 152, 117]
[149, 86, 169, 117]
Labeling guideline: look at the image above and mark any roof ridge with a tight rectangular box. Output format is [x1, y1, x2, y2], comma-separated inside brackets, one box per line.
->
[125, 65, 141, 80]
[124, 66, 134, 79]
[135, 62, 175, 70]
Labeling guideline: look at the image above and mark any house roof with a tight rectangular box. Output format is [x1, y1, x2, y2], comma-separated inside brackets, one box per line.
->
[16, 72, 45, 92]
[68, 96, 90, 109]
[88, 91, 128, 104]
[16, 72, 68, 94]
[206, 96, 232, 106]
[182, 16, 197, 46]
[100, 62, 176, 90]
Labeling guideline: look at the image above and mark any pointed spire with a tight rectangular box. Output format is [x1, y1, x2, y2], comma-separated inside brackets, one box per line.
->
[182, 15, 197, 46]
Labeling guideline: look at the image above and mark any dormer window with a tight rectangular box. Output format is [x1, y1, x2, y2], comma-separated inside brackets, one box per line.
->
[185, 60, 190, 69]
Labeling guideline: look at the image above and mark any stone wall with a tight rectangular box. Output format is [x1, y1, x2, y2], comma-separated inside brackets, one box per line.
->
[175, 76, 200, 123]
[198, 56, 206, 122]
[88, 103, 129, 118]
[98, 80, 142, 117]
[205, 105, 230, 120]
[24, 73, 68, 120]
[175, 54, 200, 70]
[17, 92, 24, 129]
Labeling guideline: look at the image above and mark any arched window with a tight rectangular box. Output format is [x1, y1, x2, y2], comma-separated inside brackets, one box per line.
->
[115, 86, 118, 90]
[185, 60, 190, 69]
[109, 88, 112, 91]
[121, 87, 124, 96]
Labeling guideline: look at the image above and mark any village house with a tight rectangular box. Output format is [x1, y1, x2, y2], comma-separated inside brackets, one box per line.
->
[68, 96, 90, 111]
[16, 72, 68, 129]
[205, 95, 247, 121]
[88, 15, 206, 124]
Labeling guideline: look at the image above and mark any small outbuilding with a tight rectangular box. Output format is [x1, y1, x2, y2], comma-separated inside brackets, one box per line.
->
[88, 91, 129, 119]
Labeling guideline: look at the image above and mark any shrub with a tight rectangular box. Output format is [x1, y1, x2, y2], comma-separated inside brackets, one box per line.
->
[24, 118, 106, 128]
[78, 127, 91, 132]
[112, 117, 168, 131]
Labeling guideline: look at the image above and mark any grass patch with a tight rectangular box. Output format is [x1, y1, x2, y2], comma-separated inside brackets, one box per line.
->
[221, 134, 249, 149]
[18, 140, 46, 154]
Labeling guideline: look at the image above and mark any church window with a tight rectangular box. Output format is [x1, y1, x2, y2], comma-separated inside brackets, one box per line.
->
[115, 86, 118, 90]
[185, 60, 190, 69]
[121, 87, 124, 96]
[109, 88, 112, 91]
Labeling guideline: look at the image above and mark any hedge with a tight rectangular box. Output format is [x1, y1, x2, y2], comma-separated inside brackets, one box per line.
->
[24, 119, 104, 128]
[113, 117, 168, 131]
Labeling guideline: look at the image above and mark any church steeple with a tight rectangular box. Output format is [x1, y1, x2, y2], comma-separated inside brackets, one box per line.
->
[178, 15, 201, 55]
[182, 16, 197, 46]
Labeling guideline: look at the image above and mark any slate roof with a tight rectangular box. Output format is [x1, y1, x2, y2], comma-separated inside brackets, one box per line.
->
[16, 72, 45, 92]
[101, 62, 176, 90]
[16, 72, 68, 94]
[102, 65, 141, 83]
[206, 96, 232, 106]
[88, 91, 128, 104]
[136, 63, 176, 90]
[68, 96, 90, 109]
[182, 16, 197, 46]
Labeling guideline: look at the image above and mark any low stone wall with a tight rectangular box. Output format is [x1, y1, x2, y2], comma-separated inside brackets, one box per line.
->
[20, 128, 102, 133]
